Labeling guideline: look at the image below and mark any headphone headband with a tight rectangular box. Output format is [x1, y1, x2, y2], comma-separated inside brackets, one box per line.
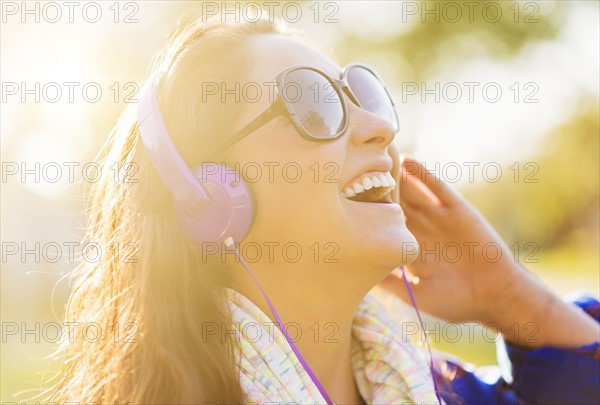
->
[137, 82, 212, 218]
[136, 79, 253, 247]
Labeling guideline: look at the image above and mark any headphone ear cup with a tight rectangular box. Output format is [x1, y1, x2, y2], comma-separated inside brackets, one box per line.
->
[173, 163, 253, 252]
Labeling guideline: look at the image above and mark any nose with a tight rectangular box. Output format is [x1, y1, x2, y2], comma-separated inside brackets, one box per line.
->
[345, 99, 396, 147]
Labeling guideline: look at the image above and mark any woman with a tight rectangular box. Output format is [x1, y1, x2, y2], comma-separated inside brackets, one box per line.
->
[45, 15, 599, 404]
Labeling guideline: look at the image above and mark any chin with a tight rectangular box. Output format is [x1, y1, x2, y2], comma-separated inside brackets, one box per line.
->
[367, 224, 419, 268]
[343, 207, 420, 268]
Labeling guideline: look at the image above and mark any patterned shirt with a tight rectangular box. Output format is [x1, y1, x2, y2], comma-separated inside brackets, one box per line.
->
[225, 288, 600, 404]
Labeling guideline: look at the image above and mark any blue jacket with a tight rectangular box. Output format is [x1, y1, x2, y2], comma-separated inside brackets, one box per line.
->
[438, 295, 600, 404]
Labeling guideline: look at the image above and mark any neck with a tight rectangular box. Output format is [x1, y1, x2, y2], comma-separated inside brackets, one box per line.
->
[225, 258, 390, 404]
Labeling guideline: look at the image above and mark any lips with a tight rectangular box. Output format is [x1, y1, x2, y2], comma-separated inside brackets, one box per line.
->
[341, 171, 396, 203]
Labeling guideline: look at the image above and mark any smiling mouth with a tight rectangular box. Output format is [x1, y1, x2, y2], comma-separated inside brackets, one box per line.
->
[341, 171, 396, 204]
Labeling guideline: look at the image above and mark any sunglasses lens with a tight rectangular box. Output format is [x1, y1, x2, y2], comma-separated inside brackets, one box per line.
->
[282, 69, 345, 139]
[347, 66, 398, 131]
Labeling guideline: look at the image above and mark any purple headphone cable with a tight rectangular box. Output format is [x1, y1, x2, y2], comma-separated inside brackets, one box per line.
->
[136, 80, 441, 403]
[399, 265, 443, 404]
[226, 238, 335, 404]
[226, 238, 442, 404]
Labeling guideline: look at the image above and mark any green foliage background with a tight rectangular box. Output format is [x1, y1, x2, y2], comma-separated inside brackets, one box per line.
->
[1, 0, 598, 401]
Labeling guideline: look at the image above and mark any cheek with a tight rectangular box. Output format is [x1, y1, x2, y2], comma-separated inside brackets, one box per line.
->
[245, 158, 344, 243]
[233, 140, 416, 267]
[230, 137, 343, 243]
[246, 165, 417, 268]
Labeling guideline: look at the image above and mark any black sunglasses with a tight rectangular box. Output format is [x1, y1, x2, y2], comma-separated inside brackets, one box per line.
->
[219, 63, 399, 151]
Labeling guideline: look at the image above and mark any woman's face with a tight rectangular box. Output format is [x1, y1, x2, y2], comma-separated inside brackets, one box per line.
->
[225, 34, 418, 271]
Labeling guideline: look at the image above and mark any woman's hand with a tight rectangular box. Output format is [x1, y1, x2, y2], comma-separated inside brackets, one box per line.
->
[380, 156, 600, 347]
[381, 155, 523, 324]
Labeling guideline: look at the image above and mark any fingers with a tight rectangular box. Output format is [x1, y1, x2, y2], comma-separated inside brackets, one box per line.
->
[399, 167, 441, 233]
[400, 169, 441, 208]
[401, 155, 459, 206]
[400, 171, 440, 236]
[402, 203, 435, 237]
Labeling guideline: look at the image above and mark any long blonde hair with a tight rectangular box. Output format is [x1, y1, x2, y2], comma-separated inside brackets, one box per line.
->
[45, 14, 294, 404]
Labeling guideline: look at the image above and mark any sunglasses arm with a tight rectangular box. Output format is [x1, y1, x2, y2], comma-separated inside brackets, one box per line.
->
[228, 97, 288, 145]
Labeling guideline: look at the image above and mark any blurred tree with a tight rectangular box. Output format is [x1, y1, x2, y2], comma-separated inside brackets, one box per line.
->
[335, 0, 565, 80]
[463, 101, 600, 251]
[135, 1, 597, 253]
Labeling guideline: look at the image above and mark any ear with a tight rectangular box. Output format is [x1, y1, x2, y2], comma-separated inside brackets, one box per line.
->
[174, 163, 254, 254]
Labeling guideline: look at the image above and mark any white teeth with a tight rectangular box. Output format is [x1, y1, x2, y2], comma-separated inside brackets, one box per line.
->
[386, 172, 396, 187]
[342, 171, 396, 199]
[378, 174, 388, 187]
[353, 182, 364, 194]
[372, 176, 382, 188]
